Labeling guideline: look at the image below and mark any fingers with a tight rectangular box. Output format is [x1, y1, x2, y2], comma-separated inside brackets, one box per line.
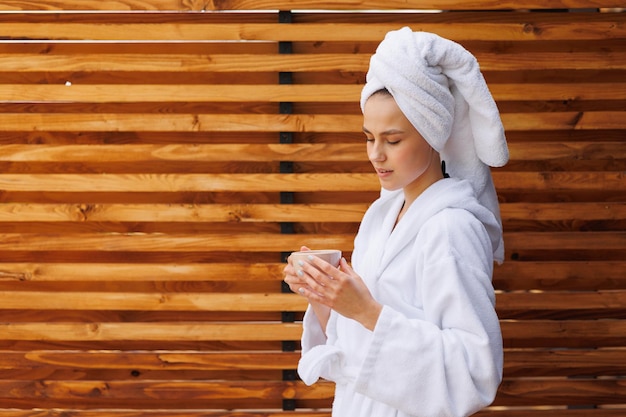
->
[283, 253, 343, 304]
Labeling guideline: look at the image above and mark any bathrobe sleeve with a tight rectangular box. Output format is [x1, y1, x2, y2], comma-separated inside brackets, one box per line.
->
[353, 208, 503, 417]
[301, 304, 327, 352]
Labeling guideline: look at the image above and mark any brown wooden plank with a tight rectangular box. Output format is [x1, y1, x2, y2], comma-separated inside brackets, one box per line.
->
[494, 261, 626, 291]
[504, 231, 626, 251]
[0, 203, 369, 223]
[0, 112, 623, 133]
[0, 85, 362, 103]
[1, 18, 625, 41]
[3, 289, 625, 315]
[498, 291, 626, 311]
[501, 319, 626, 348]
[204, 0, 626, 10]
[1, 0, 623, 11]
[504, 348, 626, 377]
[0, 83, 624, 102]
[0, 231, 620, 253]
[0, 0, 207, 11]
[5, 261, 622, 290]
[0, 350, 300, 371]
[0, 233, 356, 252]
[0, 291, 308, 311]
[0, 52, 623, 73]
[500, 203, 626, 221]
[0, 322, 303, 341]
[1, 410, 626, 417]
[0, 142, 622, 163]
[6, 289, 626, 314]
[0, 203, 367, 222]
[0, 173, 378, 192]
[0, 144, 368, 162]
[0, 202, 621, 224]
[0, 172, 624, 193]
[495, 378, 626, 407]
[0, 262, 286, 281]
[0, 21, 619, 42]
[494, 172, 626, 191]
[475, 411, 626, 417]
[0, 380, 333, 407]
[0, 412, 332, 417]
[0, 173, 380, 192]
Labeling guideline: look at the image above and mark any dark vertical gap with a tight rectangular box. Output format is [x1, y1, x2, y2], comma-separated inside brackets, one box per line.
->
[279, 9, 297, 413]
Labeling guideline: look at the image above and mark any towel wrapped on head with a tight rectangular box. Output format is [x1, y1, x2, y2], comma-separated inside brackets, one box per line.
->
[360, 27, 509, 263]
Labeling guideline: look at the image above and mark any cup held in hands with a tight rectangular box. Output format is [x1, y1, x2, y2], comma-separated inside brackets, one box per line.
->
[290, 249, 342, 268]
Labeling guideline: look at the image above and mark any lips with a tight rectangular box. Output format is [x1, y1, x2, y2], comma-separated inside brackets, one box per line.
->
[376, 168, 393, 179]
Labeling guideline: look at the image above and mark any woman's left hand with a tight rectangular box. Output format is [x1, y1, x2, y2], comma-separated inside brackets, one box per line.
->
[295, 256, 382, 331]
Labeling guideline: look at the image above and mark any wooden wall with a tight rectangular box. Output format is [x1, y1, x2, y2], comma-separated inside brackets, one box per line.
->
[0, 1, 624, 415]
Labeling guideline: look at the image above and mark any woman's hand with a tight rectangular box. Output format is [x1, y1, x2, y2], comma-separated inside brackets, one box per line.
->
[294, 255, 382, 331]
[283, 246, 331, 331]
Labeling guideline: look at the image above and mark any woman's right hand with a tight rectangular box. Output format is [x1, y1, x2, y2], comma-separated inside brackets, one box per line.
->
[283, 245, 311, 294]
[283, 246, 331, 332]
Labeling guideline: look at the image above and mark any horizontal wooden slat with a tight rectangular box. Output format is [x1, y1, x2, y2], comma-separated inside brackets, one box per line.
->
[0, 144, 368, 162]
[476, 410, 626, 417]
[2, 410, 626, 417]
[0, 411, 625, 417]
[0, 172, 624, 193]
[0, 203, 369, 222]
[0, 233, 355, 252]
[0, 412, 332, 417]
[495, 378, 626, 407]
[502, 319, 626, 347]
[1, 18, 624, 41]
[0, 322, 303, 341]
[0, 142, 623, 163]
[0, 262, 287, 281]
[0, 292, 308, 311]
[0, 52, 624, 73]
[0, 112, 623, 132]
[0, 85, 362, 103]
[0, 232, 621, 252]
[0, 350, 300, 371]
[1, 347, 624, 377]
[0, 0, 622, 11]
[497, 291, 626, 314]
[2, 377, 623, 408]
[0, 202, 620, 223]
[1, 290, 624, 314]
[504, 231, 626, 250]
[1, 261, 623, 290]
[0, 379, 333, 401]
[504, 348, 626, 377]
[494, 261, 626, 291]
[501, 203, 626, 221]
[494, 172, 626, 191]
[0, 173, 380, 192]
[1, 83, 624, 102]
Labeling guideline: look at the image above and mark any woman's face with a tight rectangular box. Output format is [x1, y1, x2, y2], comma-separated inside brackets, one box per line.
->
[363, 93, 435, 193]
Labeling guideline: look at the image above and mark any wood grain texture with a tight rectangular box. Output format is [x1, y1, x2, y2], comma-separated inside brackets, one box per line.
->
[0, 4, 623, 416]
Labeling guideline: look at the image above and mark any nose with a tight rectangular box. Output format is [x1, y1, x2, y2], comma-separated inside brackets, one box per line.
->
[368, 140, 385, 162]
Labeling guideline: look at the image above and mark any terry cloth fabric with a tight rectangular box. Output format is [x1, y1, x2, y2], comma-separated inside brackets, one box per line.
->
[360, 27, 509, 263]
[298, 179, 504, 416]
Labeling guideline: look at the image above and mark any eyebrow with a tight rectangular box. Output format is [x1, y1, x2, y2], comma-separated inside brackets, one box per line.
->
[362, 126, 405, 136]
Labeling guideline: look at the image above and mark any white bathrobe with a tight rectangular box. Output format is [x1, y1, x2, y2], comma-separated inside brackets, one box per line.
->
[298, 178, 503, 417]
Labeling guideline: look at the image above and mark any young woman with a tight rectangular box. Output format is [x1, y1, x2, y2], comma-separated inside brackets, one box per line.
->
[283, 27, 507, 417]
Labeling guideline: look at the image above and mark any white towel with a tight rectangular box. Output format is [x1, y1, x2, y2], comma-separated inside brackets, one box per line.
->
[360, 27, 509, 263]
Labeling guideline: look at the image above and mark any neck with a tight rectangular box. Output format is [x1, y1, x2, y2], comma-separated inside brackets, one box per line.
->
[402, 151, 444, 211]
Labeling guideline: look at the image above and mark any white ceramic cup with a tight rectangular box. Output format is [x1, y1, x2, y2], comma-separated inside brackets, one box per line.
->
[290, 249, 342, 268]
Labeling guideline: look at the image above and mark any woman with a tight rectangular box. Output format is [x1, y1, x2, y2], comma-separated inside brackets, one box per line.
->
[283, 27, 507, 417]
